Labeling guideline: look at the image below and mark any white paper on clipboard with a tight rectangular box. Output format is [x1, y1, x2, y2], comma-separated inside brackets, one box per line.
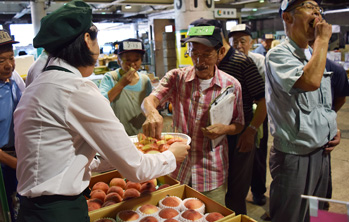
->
[209, 86, 236, 147]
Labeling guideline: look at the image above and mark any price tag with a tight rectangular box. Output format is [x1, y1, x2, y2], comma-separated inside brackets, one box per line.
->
[188, 26, 215, 36]
[123, 41, 143, 50]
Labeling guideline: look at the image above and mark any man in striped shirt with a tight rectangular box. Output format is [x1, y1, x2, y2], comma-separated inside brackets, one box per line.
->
[142, 26, 244, 205]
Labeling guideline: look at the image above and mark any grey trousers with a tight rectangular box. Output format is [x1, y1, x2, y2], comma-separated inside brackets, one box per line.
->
[269, 146, 329, 222]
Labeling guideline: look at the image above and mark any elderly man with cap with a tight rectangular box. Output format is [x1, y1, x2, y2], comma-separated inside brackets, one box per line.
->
[266, 0, 340, 221]
[229, 24, 266, 80]
[14, 1, 189, 221]
[188, 18, 266, 214]
[0, 28, 24, 222]
[228, 23, 269, 207]
[142, 25, 244, 205]
[99, 38, 152, 136]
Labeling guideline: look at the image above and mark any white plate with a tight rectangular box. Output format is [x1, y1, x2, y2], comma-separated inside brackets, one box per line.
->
[130, 132, 191, 145]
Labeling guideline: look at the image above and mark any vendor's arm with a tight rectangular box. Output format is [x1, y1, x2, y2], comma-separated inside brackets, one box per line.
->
[107, 68, 137, 102]
[237, 97, 267, 152]
[68, 82, 188, 183]
[293, 19, 332, 91]
[0, 149, 17, 169]
[141, 94, 163, 139]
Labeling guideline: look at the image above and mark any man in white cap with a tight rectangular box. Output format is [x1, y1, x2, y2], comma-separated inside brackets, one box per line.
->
[228, 23, 269, 207]
[266, 0, 340, 221]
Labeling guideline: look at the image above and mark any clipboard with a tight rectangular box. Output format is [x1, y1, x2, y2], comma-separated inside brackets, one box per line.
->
[209, 86, 236, 147]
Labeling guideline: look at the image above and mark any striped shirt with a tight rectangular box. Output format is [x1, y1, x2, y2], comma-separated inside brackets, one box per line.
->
[152, 65, 244, 192]
[218, 47, 265, 124]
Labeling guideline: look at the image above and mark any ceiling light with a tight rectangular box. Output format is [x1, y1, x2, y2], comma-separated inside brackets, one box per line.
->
[259, 0, 264, 2]
[252, 8, 258, 11]
[214, 0, 220, 1]
[125, 5, 132, 9]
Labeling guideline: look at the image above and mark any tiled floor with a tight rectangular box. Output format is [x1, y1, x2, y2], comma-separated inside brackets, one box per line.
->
[163, 100, 349, 221]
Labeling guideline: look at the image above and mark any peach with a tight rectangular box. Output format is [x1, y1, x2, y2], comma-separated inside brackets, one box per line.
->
[158, 208, 179, 219]
[157, 184, 170, 190]
[159, 144, 170, 152]
[107, 186, 124, 198]
[140, 182, 156, 194]
[162, 196, 181, 207]
[145, 150, 161, 154]
[139, 204, 159, 215]
[205, 212, 224, 222]
[117, 210, 140, 221]
[90, 189, 106, 202]
[92, 182, 109, 194]
[139, 216, 159, 222]
[87, 198, 103, 212]
[140, 216, 159, 222]
[181, 209, 203, 221]
[123, 188, 141, 200]
[101, 200, 118, 208]
[142, 178, 157, 187]
[109, 177, 126, 189]
[125, 181, 142, 191]
[104, 192, 123, 203]
[184, 198, 204, 210]
[163, 219, 179, 222]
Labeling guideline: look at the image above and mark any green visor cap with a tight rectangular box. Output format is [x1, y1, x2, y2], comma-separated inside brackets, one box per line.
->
[182, 26, 222, 48]
[33, 0, 92, 52]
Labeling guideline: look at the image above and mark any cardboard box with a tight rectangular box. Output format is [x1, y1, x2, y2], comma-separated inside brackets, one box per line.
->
[227, 214, 257, 222]
[89, 170, 180, 189]
[89, 184, 235, 221]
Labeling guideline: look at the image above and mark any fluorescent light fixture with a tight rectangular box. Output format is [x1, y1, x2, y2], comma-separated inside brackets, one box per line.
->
[125, 5, 132, 9]
[324, 8, 349, 14]
[259, 0, 264, 2]
[226, 20, 238, 31]
[214, 0, 220, 1]
[252, 8, 258, 11]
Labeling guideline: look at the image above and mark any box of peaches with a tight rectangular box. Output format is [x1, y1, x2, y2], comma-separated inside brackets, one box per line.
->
[87, 170, 181, 214]
[89, 184, 236, 222]
[130, 133, 191, 154]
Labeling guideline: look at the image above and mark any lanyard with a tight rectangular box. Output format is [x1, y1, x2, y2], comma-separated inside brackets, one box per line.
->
[44, 65, 73, 73]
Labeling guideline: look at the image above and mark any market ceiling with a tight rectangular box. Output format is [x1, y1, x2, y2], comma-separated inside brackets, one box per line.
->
[1, 0, 348, 25]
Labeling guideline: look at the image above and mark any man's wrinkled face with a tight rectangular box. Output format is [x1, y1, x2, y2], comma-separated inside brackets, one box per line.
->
[0, 49, 15, 82]
[188, 42, 219, 80]
[287, 0, 323, 41]
[230, 33, 253, 55]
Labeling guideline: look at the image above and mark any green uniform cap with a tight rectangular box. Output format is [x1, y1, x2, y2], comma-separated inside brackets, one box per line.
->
[33, 0, 92, 52]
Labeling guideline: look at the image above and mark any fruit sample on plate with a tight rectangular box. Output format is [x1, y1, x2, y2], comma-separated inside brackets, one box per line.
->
[132, 133, 190, 154]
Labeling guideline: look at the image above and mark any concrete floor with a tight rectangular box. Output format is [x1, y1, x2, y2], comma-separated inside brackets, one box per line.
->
[163, 99, 349, 221]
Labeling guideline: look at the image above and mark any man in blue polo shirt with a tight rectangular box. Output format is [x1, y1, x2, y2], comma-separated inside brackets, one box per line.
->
[0, 29, 23, 222]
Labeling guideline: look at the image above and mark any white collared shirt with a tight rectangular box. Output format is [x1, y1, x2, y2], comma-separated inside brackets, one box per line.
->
[14, 57, 176, 198]
[248, 51, 266, 81]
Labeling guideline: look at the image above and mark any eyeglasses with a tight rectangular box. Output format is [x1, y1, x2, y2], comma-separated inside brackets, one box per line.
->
[188, 49, 220, 59]
[290, 2, 324, 14]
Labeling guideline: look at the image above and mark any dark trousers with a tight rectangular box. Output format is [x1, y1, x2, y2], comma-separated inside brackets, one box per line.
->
[225, 133, 256, 215]
[251, 118, 268, 198]
[269, 147, 329, 222]
[17, 193, 89, 222]
[1, 163, 18, 222]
